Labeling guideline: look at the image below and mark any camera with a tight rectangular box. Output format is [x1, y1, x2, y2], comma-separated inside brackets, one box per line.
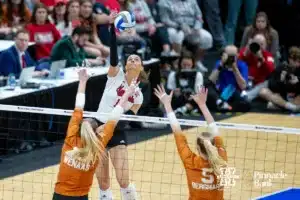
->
[224, 55, 236, 67]
[249, 42, 261, 54]
[282, 63, 295, 83]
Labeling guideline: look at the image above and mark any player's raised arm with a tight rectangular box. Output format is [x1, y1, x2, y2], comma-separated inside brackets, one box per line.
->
[154, 85, 181, 133]
[108, 12, 120, 77]
[191, 87, 226, 160]
[191, 86, 219, 137]
[154, 85, 196, 163]
[66, 69, 89, 138]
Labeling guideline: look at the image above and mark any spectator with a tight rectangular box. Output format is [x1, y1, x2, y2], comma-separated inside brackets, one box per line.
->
[259, 47, 300, 112]
[26, 3, 61, 60]
[166, 51, 203, 116]
[128, 0, 174, 57]
[158, 0, 213, 72]
[80, 0, 109, 59]
[1, 0, 31, 39]
[240, 12, 279, 59]
[0, 30, 48, 78]
[66, 0, 81, 28]
[224, 0, 258, 45]
[118, 0, 129, 11]
[207, 45, 249, 111]
[51, 1, 72, 37]
[0, 1, 11, 38]
[93, 1, 114, 46]
[39, 0, 55, 12]
[239, 34, 275, 102]
[96, 0, 120, 12]
[51, 26, 103, 67]
[201, 0, 225, 49]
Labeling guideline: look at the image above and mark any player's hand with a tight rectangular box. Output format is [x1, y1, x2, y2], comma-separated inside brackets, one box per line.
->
[191, 86, 208, 106]
[109, 10, 118, 24]
[78, 68, 89, 82]
[125, 77, 140, 97]
[154, 84, 173, 106]
[118, 77, 139, 107]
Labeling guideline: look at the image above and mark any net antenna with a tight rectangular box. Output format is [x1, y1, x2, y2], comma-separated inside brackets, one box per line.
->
[0, 104, 299, 134]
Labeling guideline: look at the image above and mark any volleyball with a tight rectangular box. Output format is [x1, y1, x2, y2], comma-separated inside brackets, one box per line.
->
[114, 11, 136, 32]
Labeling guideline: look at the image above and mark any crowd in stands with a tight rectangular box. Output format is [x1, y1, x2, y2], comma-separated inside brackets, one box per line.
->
[0, 0, 300, 151]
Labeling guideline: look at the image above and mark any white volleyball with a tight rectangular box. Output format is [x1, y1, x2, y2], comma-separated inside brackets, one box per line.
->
[114, 11, 136, 32]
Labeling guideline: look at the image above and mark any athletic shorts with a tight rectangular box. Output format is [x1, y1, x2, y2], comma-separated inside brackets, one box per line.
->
[95, 119, 128, 149]
[52, 193, 88, 200]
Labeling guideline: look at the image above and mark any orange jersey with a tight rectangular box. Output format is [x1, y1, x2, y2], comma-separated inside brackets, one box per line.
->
[55, 108, 116, 196]
[174, 132, 227, 200]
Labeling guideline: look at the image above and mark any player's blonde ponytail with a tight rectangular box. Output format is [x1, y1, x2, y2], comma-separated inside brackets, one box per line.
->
[67, 121, 105, 165]
[203, 139, 227, 177]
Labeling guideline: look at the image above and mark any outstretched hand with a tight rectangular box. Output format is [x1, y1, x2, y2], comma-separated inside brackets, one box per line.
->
[118, 77, 139, 107]
[154, 84, 173, 106]
[109, 10, 118, 24]
[126, 77, 140, 96]
[78, 68, 89, 82]
[191, 86, 208, 106]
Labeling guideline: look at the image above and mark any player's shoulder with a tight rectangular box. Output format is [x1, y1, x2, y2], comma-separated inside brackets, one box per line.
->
[106, 69, 125, 85]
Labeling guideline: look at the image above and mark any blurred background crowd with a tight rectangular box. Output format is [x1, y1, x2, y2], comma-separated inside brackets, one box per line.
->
[0, 0, 300, 151]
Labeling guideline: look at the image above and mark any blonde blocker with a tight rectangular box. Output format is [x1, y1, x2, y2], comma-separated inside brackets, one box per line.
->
[67, 121, 106, 165]
[202, 139, 227, 177]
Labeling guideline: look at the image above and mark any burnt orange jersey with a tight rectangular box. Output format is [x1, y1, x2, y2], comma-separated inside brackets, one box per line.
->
[174, 132, 227, 200]
[55, 109, 116, 197]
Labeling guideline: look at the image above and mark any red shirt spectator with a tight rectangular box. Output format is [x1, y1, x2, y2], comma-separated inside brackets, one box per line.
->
[27, 23, 61, 60]
[26, 3, 61, 60]
[239, 47, 275, 85]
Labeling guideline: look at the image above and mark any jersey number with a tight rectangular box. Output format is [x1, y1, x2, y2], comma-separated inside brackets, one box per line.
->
[201, 168, 214, 184]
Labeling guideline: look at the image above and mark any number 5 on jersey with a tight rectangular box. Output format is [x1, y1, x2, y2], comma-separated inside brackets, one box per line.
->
[201, 168, 215, 184]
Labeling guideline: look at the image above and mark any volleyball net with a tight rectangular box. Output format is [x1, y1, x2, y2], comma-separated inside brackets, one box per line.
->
[0, 104, 299, 200]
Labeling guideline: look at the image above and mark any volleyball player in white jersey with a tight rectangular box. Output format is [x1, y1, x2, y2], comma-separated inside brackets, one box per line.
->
[95, 18, 148, 200]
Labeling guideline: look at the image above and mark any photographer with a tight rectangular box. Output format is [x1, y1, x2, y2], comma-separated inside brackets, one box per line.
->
[239, 34, 275, 101]
[259, 47, 300, 112]
[166, 51, 203, 116]
[206, 45, 250, 112]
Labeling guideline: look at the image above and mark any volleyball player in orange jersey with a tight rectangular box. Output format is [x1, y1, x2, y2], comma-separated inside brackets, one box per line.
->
[52, 69, 139, 200]
[154, 85, 227, 200]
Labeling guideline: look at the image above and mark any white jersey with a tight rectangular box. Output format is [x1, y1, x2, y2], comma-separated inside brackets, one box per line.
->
[97, 69, 143, 123]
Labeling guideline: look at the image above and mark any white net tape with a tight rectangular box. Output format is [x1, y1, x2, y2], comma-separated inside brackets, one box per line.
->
[0, 104, 299, 134]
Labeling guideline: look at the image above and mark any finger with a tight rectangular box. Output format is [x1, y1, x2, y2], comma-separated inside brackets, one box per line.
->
[154, 92, 160, 99]
[154, 88, 160, 95]
[154, 90, 162, 99]
[157, 84, 163, 93]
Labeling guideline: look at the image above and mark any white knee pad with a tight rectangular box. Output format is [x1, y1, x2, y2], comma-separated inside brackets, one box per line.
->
[120, 183, 138, 200]
[168, 28, 184, 44]
[198, 29, 213, 49]
[100, 188, 113, 200]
